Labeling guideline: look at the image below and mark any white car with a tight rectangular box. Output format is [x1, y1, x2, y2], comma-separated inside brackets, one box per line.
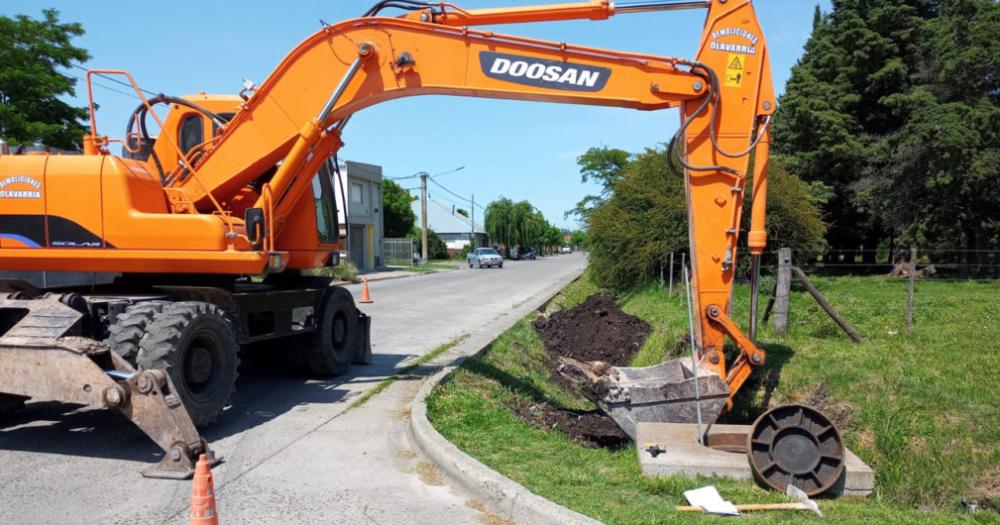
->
[468, 247, 503, 268]
[561, 246, 572, 254]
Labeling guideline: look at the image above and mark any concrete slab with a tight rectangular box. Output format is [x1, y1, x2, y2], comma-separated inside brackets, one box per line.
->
[637, 422, 875, 497]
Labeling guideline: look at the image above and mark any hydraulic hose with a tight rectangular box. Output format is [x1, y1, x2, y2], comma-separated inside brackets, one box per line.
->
[124, 95, 229, 183]
[667, 61, 769, 177]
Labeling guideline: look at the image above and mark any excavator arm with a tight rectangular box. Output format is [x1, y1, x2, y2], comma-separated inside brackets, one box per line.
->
[158, 0, 774, 415]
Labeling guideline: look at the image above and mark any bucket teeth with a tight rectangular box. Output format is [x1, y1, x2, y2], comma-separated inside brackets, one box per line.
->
[557, 357, 730, 440]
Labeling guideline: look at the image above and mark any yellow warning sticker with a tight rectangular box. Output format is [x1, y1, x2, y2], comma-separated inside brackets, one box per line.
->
[725, 53, 744, 88]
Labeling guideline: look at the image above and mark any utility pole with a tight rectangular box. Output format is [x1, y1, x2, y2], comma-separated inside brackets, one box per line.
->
[470, 193, 476, 249]
[420, 172, 428, 264]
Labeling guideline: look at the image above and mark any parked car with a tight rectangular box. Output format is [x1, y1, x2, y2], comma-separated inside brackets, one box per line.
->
[468, 247, 503, 268]
[517, 247, 537, 260]
[561, 246, 572, 254]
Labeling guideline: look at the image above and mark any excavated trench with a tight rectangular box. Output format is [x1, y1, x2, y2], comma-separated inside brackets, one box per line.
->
[521, 294, 651, 450]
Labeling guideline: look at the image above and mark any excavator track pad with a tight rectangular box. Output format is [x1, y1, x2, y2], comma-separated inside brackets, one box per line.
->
[0, 294, 213, 479]
[558, 356, 729, 440]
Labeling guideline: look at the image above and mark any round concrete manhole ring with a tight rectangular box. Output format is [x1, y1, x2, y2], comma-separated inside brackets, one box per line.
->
[747, 404, 845, 496]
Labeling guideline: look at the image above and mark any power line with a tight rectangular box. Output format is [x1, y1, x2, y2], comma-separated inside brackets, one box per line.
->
[389, 166, 465, 181]
[71, 63, 159, 98]
[82, 76, 138, 99]
[428, 176, 471, 204]
[427, 176, 486, 212]
[429, 190, 475, 213]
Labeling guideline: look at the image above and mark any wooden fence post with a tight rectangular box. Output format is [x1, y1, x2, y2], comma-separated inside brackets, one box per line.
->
[907, 247, 917, 335]
[773, 248, 792, 333]
[792, 266, 863, 343]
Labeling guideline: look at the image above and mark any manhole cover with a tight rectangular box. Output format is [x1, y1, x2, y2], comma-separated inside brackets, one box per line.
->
[747, 404, 845, 496]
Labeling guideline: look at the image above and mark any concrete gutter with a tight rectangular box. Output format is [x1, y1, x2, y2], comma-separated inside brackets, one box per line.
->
[409, 265, 604, 525]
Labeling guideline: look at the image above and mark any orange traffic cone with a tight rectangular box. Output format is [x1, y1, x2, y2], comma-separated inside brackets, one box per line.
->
[189, 454, 219, 525]
[359, 277, 373, 304]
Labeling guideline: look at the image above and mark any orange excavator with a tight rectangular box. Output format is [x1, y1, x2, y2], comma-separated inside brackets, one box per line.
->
[0, 0, 774, 477]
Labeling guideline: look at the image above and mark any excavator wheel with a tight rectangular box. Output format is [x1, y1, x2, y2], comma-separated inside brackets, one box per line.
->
[106, 301, 168, 362]
[136, 301, 240, 427]
[304, 286, 358, 377]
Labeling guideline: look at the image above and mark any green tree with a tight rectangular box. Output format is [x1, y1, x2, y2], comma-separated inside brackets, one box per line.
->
[485, 197, 559, 255]
[586, 147, 688, 290]
[777, 0, 999, 262]
[485, 197, 515, 250]
[540, 225, 563, 253]
[772, 0, 937, 259]
[856, 0, 1000, 258]
[570, 230, 589, 248]
[0, 9, 90, 151]
[586, 147, 826, 291]
[381, 179, 416, 237]
[564, 146, 631, 220]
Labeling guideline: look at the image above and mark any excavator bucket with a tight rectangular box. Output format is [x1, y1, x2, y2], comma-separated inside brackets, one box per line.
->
[558, 356, 730, 440]
[0, 294, 212, 479]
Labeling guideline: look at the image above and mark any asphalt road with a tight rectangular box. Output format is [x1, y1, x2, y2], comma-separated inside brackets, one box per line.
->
[0, 252, 587, 525]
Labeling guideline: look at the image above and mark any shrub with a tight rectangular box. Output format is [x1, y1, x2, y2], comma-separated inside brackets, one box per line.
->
[407, 227, 449, 260]
[586, 147, 826, 291]
[302, 260, 360, 283]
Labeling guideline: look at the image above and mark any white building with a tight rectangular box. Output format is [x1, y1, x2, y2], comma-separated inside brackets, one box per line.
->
[410, 197, 487, 254]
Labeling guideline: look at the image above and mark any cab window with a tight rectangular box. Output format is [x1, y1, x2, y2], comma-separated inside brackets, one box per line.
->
[312, 162, 339, 244]
[179, 114, 204, 156]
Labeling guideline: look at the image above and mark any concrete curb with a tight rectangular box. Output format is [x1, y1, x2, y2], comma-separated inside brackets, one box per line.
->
[409, 265, 604, 525]
[334, 268, 449, 286]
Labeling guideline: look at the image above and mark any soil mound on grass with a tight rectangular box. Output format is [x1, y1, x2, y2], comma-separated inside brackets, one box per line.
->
[511, 398, 631, 451]
[531, 293, 651, 367]
[517, 293, 651, 449]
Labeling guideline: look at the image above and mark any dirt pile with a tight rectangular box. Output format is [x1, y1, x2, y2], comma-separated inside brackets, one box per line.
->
[511, 398, 630, 450]
[531, 293, 651, 367]
[513, 293, 652, 449]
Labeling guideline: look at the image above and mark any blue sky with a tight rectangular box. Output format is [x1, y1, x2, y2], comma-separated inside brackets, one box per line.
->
[8, 0, 828, 229]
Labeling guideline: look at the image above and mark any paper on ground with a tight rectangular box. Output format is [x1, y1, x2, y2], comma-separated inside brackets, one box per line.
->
[683, 485, 740, 516]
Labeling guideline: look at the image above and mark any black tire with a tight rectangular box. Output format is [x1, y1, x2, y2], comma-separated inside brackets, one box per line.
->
[136, 302, 240, 427]
[106, 301, 168, 363]
[304, 286, 358, 376]
[499, 262, 503, 268]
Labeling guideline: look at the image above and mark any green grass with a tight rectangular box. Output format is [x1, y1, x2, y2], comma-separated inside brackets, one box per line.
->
[426, 272, 1000, 524]
[404, 260, 461, 273]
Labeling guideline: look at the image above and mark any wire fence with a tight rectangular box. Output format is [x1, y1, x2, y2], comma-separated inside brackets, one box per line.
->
[658, 248, 1000, 289]
[382, 238, 415, 267]
[774, 248, 1000, 281]
[656, 247, 1000, 337]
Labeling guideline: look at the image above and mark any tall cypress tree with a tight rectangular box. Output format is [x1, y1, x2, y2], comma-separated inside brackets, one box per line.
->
[772, 1, 938, 260]
[856, 0, 999, 266]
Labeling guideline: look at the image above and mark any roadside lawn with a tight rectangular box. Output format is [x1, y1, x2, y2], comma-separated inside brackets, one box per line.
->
[426, 272, 1000, 524]
[405, 260, 462, 273]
